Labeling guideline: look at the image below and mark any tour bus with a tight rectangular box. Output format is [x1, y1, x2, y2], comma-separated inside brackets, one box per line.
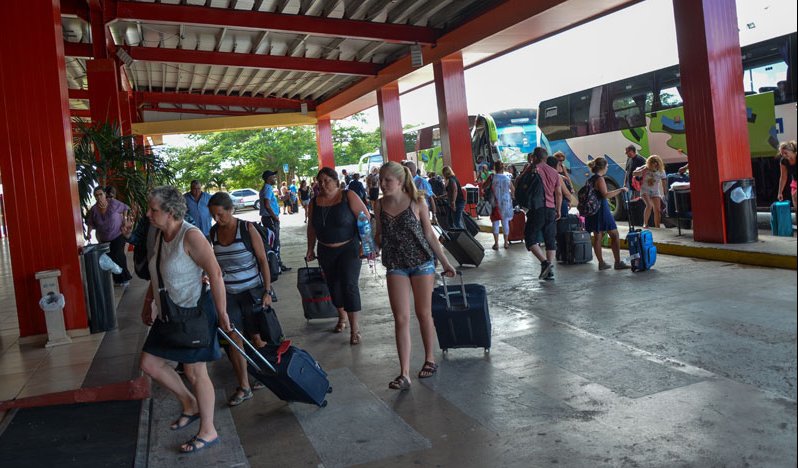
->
[405, 108, 538, 176]
[537, 32, 796, 219]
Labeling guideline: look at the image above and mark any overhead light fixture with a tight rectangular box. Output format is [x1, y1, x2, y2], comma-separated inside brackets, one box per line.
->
[116, 48, 134, 66]
[410, 43, 423, 68]
[300, 103, 308, 115]
[746, 22, 756, 29]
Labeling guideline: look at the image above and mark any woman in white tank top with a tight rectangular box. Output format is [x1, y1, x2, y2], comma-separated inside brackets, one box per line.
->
[140, 186, 231, 454]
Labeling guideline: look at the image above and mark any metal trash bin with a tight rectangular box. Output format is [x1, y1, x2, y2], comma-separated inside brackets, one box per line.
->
[723, 178, 758, 243]
[81, 243, 117, 332]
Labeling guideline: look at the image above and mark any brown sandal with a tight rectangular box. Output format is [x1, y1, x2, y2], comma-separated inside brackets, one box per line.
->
[350, 331, 361, 345]
[333, 320, 347, 333]
[388, 375, 411, 391]
[418, 361, 438, 379]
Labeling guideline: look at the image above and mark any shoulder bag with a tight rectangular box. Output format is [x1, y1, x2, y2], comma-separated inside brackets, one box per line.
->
[154, 233, 212, 348]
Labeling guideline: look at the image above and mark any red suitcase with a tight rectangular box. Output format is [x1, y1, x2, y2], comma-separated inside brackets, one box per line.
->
[508, 209, 526, 243]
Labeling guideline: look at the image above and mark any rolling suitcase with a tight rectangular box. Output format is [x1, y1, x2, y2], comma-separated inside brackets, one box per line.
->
[624, 194, 656, 272]
[463, 213, 480, 237]
[770, 201, 792, 236]
[438, 228, 484, 267]
[431, 272, 491, 353]
[297, 260, 339, 320]
[560, 231, 593, 264]
[219, 328, 332, 407]
[508, 209, 526, 243]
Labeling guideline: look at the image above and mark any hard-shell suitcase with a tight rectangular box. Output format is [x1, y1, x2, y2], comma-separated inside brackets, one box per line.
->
[296, 260, 339, 320]
[431, 272, 491, 353]
[438, 228, 484, 267]
[624, 194, 656, 272]
[219, 328, 332, 407]
[508, 209, 526, 243]
[770, 201, 793, 236]
[559, 231, 593, 264]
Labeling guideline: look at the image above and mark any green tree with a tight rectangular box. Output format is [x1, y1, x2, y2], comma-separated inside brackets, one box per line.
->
[163, 112, 382, 189]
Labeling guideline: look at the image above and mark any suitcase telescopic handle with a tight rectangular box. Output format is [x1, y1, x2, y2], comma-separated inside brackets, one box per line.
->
[440, 270, 468, 310]
[217, 327, 277, 374]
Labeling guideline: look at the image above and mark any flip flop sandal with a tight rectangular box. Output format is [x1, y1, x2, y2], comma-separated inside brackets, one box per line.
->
[333, 321, 347, 333]
[228, 387, 253, 407]
[180, 435, 220, 454]
[251, 381, 265, 391]
[170, 413, 200, 431]
[418, 361, 438, 379]
[388, 375, 411, 391]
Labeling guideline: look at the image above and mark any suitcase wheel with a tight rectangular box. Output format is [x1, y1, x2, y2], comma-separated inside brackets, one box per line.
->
[321, 400, 328, 408]
[484, 348, 490, 353]
[327, 386, 333, 394]
[442, 348, 448, 354]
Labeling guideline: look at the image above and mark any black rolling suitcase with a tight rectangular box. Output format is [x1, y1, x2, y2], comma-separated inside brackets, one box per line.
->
[462, 213, 480, 237]
[431, 272, 491, 353]
[219, 328, 332, 407]
[297, 260, 339, 320]
[559, 231, 593, 264]
[437, 227, 484, 267]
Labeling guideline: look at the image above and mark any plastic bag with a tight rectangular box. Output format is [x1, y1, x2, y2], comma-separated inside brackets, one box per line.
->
[99, 253, 123, 274]
[39, 292, 65, 312]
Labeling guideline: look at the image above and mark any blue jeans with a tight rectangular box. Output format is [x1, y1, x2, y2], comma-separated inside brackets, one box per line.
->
[449, 199, 466, 229]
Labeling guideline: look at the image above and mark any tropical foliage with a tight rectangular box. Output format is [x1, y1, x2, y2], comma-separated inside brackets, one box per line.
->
[73, 120, 174, 217]
[163, 114, 381, 191]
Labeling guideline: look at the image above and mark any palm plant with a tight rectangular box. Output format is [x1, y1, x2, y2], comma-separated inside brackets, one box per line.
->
[73, 119, 174, 218]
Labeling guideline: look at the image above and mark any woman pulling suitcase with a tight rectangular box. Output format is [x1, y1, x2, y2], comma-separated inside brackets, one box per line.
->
[374, 162, 456, 391]
[207, 192, 274, 407]
[305, 167, 371, 345]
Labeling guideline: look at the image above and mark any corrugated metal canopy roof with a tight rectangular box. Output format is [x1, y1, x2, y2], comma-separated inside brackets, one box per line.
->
[60, 0, 639, 126]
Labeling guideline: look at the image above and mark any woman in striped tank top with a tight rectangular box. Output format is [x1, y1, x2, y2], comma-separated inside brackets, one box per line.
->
[208, 192, 273, 407]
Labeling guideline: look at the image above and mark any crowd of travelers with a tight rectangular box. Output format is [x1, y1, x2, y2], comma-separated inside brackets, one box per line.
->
[89, 137, 795, 455]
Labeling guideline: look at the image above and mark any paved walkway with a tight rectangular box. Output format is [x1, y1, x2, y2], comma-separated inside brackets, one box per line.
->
[1, 210, 796, 466]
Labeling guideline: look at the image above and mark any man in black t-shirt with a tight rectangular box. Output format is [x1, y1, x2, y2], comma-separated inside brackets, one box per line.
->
[624, 144, 646, 189]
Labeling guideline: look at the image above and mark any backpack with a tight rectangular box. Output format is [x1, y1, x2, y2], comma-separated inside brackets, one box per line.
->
[577, 177, 601, 217]
[210, 220, 280, 282]
[514, 167, 544, 210]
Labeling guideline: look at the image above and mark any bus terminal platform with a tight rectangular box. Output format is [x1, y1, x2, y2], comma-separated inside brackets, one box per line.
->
[0, 211, 795, 467]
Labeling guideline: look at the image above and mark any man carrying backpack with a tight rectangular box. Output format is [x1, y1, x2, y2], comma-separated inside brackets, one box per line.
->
[519, 147, 562, 280]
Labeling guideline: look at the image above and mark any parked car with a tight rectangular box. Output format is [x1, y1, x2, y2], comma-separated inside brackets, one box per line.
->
[230, 188, 260, 211]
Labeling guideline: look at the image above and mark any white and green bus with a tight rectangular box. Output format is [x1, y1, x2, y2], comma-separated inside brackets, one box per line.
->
[537, 32, 796, 219]
[406, 108, 538, 176]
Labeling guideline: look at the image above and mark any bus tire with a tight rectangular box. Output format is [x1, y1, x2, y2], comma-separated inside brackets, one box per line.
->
[607, 179, 626, 221]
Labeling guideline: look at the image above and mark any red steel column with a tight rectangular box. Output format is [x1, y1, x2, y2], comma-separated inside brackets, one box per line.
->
[119, 91, 134, 135]
[87, 58, 122, 126]
[316, 118, 335, 169]
[433, 52, 474, 185]
[377, 82, 406, 163]
[0, 0, 88, 336]
[673, 0, 751, 243]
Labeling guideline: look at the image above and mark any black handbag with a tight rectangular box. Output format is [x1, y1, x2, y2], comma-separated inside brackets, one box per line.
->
[254, 304, 284, 345]
[154, 233, 212, 349]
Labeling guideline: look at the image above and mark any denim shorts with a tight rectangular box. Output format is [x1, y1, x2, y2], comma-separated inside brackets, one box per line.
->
[386, 260, 436, 277]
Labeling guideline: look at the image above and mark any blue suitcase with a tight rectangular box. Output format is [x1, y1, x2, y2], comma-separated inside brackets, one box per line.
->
[624, 194, 657, 272]
[770, 201, 792, 236]
[431, 272, 491, 353]
[219, 328, 332, 407]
